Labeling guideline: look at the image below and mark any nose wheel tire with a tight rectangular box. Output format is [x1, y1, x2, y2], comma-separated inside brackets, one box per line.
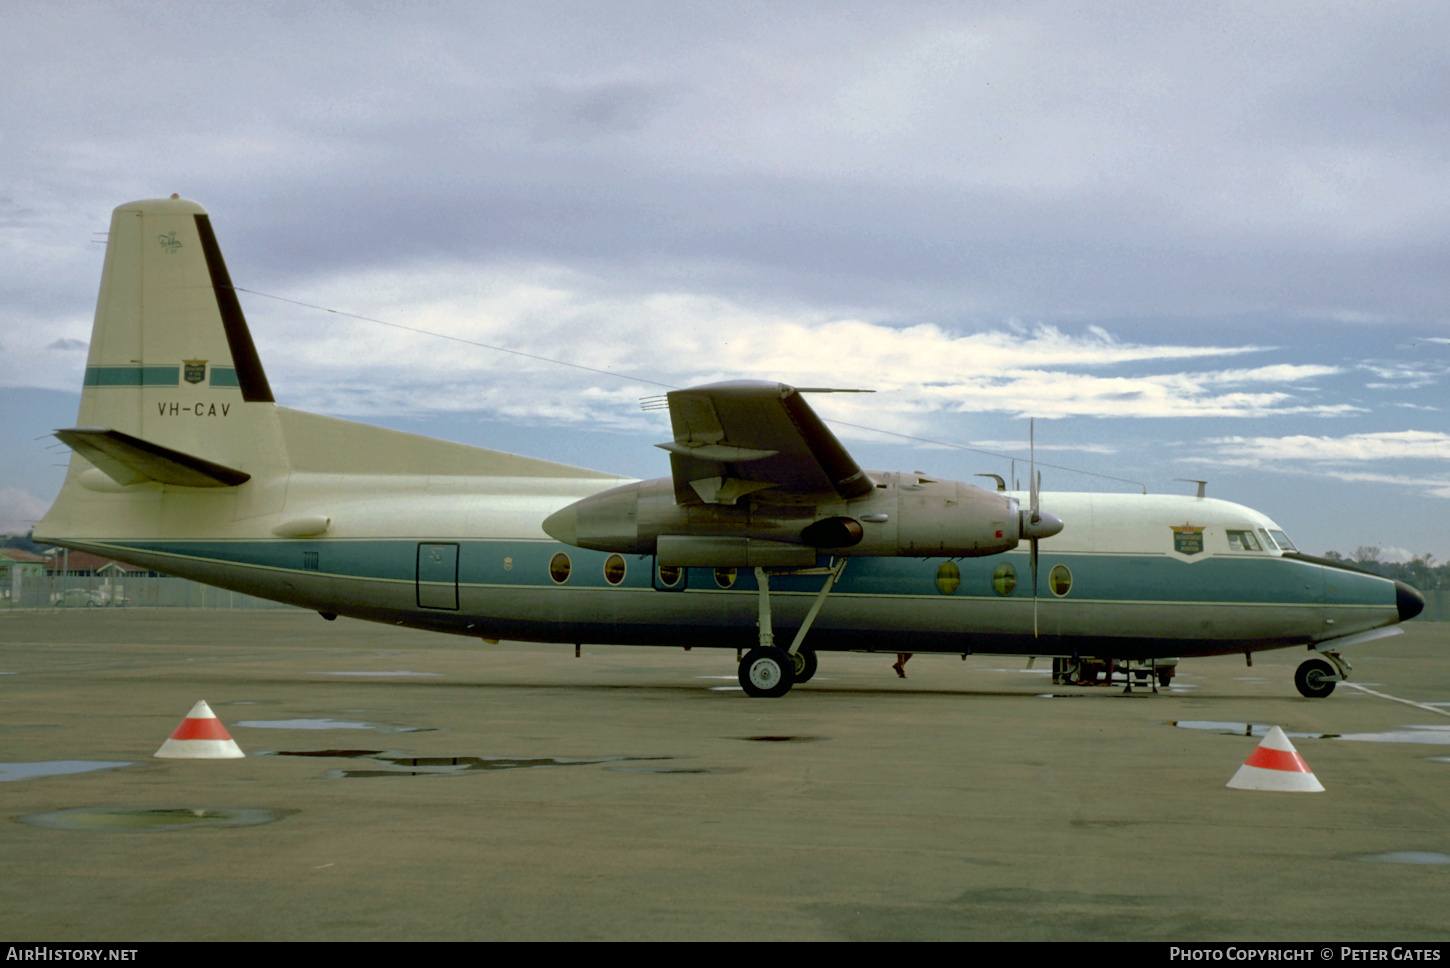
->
[790, 647, 818, 684]
[1295, 658, 1337, 698]
[739, 646, 796, 698]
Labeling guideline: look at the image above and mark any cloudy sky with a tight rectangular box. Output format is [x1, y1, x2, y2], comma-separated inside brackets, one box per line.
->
[2, 2, 1447, 560]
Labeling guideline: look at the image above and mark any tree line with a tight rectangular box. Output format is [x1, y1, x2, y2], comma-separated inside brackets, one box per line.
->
[1322, 547, 1448, 591]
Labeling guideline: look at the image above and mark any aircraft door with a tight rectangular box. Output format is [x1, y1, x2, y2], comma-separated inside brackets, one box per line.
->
[417, 542, 459, 610]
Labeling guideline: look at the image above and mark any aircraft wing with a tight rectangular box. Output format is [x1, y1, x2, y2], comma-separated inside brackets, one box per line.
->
[656, 381, 873, 505]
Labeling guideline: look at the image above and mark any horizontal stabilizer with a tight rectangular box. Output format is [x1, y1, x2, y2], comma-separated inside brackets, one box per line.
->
[54, 427, 251, 488]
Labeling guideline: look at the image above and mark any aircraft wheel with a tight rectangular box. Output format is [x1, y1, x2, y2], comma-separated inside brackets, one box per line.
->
[739, 647, 795, 698]
[1295, 658, 1336, 698]
[1157, 669, 1174, 688]
[790, 648, 818, 684]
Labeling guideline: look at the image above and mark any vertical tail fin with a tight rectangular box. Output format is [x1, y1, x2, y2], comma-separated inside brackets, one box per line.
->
[71, 196, 284, 478]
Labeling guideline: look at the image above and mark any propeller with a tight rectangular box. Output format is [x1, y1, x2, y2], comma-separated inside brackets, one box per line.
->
[1031, 419, 1039, 637]
[1020, 417, 1064, 638]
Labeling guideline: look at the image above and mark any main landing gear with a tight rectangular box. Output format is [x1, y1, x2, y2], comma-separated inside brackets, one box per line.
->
[1295, 651, 1351, 699]
[736, 560, 844, 697]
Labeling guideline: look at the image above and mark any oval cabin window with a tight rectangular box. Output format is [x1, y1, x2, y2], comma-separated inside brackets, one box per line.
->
[714, 567, 737, 589]
[935, 561, 961, 595]
[992, 563, 1017, 596]
[604, 554, 627, 585]
[657, 564, 682, 587]
[1048, 564, 1072, 597]
[549, 552, 572, 584]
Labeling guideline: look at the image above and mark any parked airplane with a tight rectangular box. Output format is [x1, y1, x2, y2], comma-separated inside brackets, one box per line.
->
[35, 197, 1426, 697]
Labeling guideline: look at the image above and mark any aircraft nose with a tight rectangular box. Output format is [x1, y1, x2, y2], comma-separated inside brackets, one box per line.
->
[1396, 581, 1425, 622]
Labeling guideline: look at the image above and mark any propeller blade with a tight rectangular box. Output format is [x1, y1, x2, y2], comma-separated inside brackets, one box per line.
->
[1031, 535, 1039, 638]
[1029, 419, 1038, 518]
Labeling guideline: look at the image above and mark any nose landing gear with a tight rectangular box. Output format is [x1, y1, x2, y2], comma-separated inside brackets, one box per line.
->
[1295, 651, 1351, 698]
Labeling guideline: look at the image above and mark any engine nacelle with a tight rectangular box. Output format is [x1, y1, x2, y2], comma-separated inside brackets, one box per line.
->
[541, 471, 1060, 563]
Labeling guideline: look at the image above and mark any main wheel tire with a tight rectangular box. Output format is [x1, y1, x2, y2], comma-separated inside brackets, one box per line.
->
[739, 646, 795, 698]
[1295, 658, 1337, 698]
[789, 648, 818, 684]
[1157, 669, 1174, 688]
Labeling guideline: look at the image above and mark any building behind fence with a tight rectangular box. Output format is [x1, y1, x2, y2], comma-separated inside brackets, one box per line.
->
[5, 574, 294, 610]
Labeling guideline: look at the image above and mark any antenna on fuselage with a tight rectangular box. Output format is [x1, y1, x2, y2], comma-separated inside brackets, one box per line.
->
[1175, 479, 1207, 499]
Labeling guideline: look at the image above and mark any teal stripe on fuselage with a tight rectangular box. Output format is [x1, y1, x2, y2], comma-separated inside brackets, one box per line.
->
[89, 538, 1388, 608]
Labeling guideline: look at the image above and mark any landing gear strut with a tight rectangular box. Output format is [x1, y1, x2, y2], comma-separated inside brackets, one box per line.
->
[737, 560, 846, 697]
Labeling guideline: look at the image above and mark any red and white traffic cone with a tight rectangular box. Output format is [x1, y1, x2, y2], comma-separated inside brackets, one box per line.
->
[1226, 725, 1322, 792]
[154, 700, 245, 759]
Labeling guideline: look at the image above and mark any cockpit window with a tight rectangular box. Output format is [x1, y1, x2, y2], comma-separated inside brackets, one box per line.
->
[1258, 528, 1278, 550]
[1268, 530, 1297, 552]
[1226, 530, 1263, 552]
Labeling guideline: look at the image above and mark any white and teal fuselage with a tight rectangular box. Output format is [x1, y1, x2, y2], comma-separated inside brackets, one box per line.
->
[35, 196, 1417, 668]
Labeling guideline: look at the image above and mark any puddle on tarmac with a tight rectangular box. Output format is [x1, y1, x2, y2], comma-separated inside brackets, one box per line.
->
[0, 761, 131, 783]
[19, 807, 286, 832]
[263, 749, 671, 778]
[1173, 721, 1450, 745]
[604, 765, 740, 774]
[235, 718, 431, 733]
[1334, 726, 1450, 745]
[737, 735, 823, 743]
[317, 670, 442, 677]
[1172, 721, 1334, 739]
[1354, 851, 1450, 865]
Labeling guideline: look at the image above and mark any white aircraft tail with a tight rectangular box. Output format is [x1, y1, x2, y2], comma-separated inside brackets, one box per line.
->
[68, 196, 286, 483]
[37, 197, 615, 547]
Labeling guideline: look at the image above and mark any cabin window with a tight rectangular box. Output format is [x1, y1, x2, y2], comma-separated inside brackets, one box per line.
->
[1269, 530, 1297, 552]
[714, 567, 737, 589]
[604, 554, 627, 585]
[1226, 530, 1263, 552]
[657, 564, 682, 587]
[549, 552, 572, 584]
[935, 561, 960, 595]
[992, 562, 1017, 596]
[1048, 564, 1072, 596]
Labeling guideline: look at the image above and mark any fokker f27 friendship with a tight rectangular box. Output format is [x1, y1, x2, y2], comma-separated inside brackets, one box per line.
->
[36, 198, 1426, 697]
